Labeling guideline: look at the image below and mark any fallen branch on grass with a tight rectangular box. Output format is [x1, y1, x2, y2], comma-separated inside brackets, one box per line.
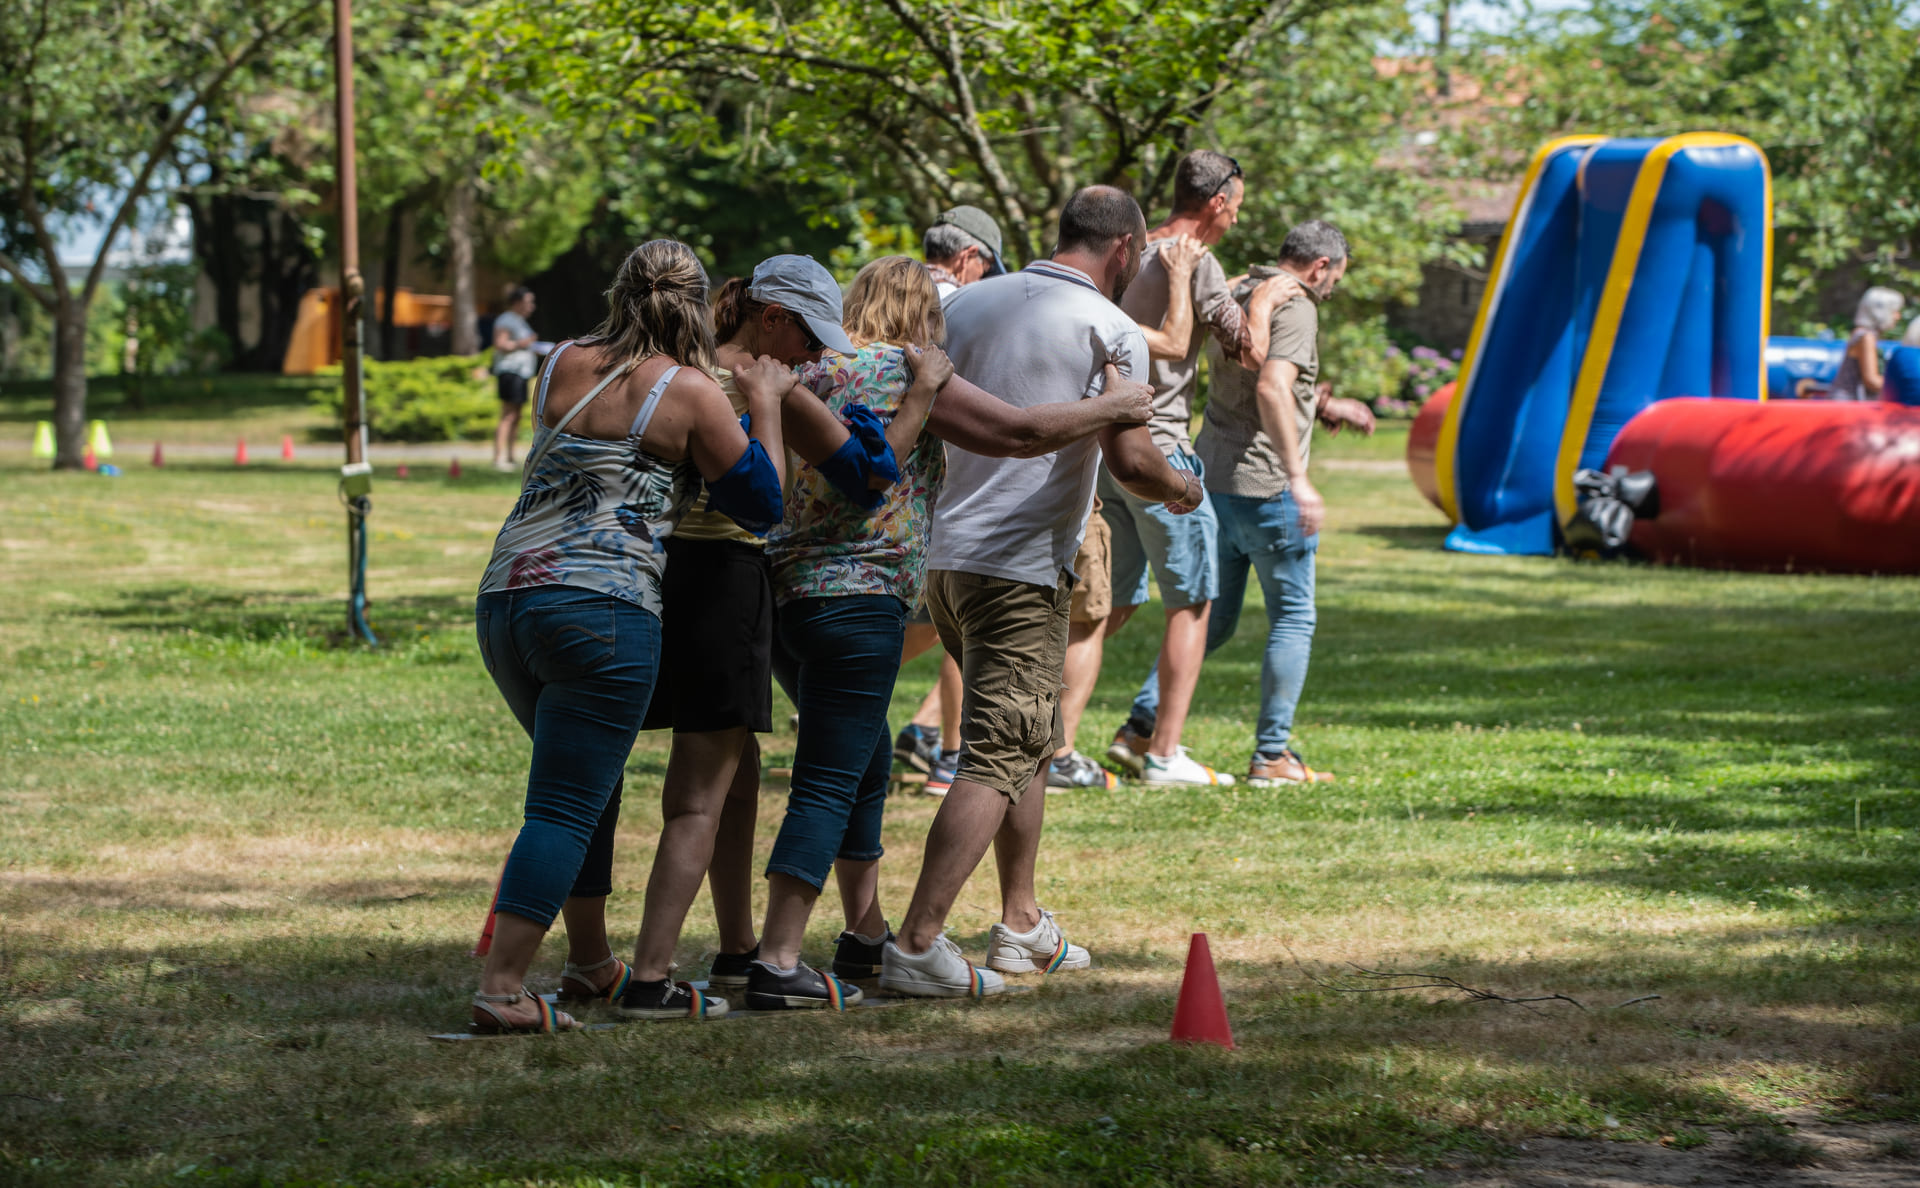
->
[1282, 945, 1590, 1016]
[1329, 966, 1588, 1013]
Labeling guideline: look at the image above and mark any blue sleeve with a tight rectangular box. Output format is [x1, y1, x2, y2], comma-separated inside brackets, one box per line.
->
[704, 439, 784, 535]
[812, 403, 900, 510]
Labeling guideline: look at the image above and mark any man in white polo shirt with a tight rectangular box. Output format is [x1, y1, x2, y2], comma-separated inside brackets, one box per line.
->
[881, 186, 1202, 998]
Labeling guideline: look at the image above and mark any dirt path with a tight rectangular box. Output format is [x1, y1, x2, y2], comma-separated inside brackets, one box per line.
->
[1445, 1111, 1920, 1187]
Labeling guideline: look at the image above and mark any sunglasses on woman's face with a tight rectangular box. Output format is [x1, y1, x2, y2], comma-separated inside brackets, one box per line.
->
[788, 313, 825, 353]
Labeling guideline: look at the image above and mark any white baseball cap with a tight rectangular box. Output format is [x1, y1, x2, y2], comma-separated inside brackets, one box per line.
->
[748, 255, 857, 355]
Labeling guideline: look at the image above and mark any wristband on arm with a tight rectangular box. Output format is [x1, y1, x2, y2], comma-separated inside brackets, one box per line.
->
[705, 438, 785, 535]
[812, 403, 901, 511]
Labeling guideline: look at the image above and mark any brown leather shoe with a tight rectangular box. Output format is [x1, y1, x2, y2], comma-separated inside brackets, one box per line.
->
[1247, 749, 1336, 786]
[1105, 722, 1151, 778]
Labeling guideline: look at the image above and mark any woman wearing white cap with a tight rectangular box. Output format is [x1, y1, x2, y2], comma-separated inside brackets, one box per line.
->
[1830, 286, 1904, 401]
[619, 255, 943, 1017]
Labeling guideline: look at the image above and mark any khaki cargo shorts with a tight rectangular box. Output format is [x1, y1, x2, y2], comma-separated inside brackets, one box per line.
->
[1068, 497, 1112, 626]
[923, 567, 1073, 803]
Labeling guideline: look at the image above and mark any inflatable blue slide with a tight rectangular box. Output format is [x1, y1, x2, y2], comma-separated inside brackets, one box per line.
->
[1433, 134, 1773, 554]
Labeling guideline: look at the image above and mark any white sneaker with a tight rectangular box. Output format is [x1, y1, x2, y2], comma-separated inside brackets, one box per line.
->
[879, 933, 1006, 998]
[987, 908, 1091, 974]
[1142, 747, 1236, 786]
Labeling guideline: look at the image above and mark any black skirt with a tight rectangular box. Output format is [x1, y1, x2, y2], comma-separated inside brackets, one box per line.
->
[641, 537, 774, 733]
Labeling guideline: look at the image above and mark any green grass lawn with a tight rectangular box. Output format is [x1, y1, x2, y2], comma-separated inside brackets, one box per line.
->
[2, 423, 1917, 1187]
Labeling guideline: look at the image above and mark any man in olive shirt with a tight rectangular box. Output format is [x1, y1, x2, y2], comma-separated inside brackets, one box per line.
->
[1173, 219, 1373, 785]
[1104, 150, 1300, 786]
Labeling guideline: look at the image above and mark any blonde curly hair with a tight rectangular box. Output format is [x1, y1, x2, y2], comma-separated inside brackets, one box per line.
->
[843, 256, 946, 349]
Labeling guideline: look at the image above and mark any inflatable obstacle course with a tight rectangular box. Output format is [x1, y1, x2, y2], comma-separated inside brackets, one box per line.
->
[1410, 133, 1920, 573]
[1430, 133, 1771, 556]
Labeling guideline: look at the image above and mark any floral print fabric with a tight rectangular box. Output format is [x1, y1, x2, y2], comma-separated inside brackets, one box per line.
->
[478, 423, 699, 617]
[768, 344, 943, 607]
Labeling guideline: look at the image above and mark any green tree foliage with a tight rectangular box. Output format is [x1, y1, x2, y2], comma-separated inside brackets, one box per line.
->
[0, 0, 326, 467]
[465, 0, 1458, 400]
[465, 0, 1370, 261]
[1466, 0, 1920, 323]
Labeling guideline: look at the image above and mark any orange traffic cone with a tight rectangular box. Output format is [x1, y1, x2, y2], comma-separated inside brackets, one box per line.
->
[82, 445, 98, 471]
[235, 439, 249, 466]
[151, 442, 164, 468]
[449, 456, 462, 479]
[470, 860, 508, 958]
[281, 435, 295, 461]
[1170, 933, 1234, 1049]
[395, 464, 409, 480]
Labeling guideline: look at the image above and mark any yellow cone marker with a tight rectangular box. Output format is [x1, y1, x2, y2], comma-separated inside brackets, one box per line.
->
[31, 421, 54, 459]
[87, 420, 113, 458]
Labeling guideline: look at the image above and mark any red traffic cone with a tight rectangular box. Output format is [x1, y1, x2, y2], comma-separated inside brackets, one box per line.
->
[395, 463, 409, 480]
[470, 859, 508, 957]
[1170, 933, 1234, 1049]
[151, 441, 164, 468]
[235, 438, 249, 466]
[82, 445, 99, 471]
[281, 435, 295, 461]
[448, 456, 462, 479]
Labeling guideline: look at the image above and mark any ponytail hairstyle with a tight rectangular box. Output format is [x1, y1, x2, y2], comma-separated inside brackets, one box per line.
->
[711, 276, 771, 345]
[843, 256, 944, 349]
[586, 239, 716, 373]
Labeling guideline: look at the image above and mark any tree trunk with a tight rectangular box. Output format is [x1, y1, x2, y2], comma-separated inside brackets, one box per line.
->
[50, 297, 90, 470]
[448, 180, 478, 356]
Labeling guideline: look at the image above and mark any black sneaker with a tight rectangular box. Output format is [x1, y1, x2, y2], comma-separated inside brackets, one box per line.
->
[832, 930, 891, 985]
[893, 724, 939, 773]
[617, 977, 729, 1020]
[708, 945, 759, 1005]
[743, 961, 864, 1011]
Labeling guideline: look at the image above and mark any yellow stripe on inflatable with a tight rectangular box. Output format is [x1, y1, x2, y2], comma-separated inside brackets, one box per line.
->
[1552, 132, 1765, 527]
[1435, 135, 1604, 525]
[1757, 151, 1774, 403]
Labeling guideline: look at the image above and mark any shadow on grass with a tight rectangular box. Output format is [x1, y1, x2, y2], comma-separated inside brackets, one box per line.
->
[5, 927, 1918, 1186]
[66, 585, 476, 651]
[1348, 521, 1451, 551]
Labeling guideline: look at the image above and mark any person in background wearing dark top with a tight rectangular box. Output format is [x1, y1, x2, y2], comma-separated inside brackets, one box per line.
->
[1829, 286, 1904, 402]
[491, 286, 541, 471]
[1185, 219, 1374, 788]
[467, 240, 785, 1031]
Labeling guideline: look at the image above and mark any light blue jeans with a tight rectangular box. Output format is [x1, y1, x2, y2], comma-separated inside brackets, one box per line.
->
[1128, 490, 1317, 756]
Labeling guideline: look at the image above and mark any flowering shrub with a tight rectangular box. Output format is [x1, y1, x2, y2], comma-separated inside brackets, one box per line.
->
[1377, 342, 1460, 418]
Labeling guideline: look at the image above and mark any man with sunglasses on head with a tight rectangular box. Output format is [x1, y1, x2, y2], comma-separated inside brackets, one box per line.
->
[1102, 150, 1303, 787]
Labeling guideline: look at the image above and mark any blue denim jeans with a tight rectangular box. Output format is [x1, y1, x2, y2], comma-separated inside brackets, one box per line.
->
[1129, 490, 1317, 756]
[476, 585, 661, 927]
[1098, 454, 1221, 611]
[768, 595, 907, 889]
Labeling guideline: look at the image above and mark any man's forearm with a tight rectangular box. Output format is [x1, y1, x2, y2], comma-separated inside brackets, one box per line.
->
[1101, 424, 1189, 503]
[1008, 398, 1128, 458]
[1238, 295, 1275, 369]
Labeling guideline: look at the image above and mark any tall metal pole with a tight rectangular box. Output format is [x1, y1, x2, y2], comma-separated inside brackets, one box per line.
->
[334, 0, 377, 644]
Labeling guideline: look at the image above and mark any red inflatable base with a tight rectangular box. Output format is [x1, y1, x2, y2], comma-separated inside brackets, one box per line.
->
[1405, 381, 1454, 514]
[1607, 398, 1920, 573]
